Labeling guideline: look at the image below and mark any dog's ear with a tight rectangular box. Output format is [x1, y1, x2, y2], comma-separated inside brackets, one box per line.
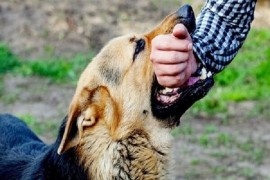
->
[57, 86, 114, 154]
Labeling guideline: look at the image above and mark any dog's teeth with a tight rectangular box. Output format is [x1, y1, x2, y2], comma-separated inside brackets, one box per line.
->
[163, 87, 174, 94]
[207, 71, 212, 77]
[159, 87, 176, 95]
[200, 74, 206, 80]
[200, 68, 207, 80]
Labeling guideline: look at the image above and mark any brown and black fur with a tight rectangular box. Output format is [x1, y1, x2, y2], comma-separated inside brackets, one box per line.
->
[0, 5, 213, 180]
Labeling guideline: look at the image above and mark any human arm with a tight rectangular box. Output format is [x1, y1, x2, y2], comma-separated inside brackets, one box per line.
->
[192, 0, 257, 74]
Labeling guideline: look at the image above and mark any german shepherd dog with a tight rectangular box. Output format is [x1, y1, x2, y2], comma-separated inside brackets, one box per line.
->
[0, 5, 213, 179]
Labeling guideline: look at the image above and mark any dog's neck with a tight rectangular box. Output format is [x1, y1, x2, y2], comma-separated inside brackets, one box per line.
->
[76, 119, 173, 179]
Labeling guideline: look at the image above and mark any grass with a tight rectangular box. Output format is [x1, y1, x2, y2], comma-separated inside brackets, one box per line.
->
[176, 122, 269, 179]
[0, 43, 20, 74]
[0, 76, 4, 97]
[0, 43, 95, 83]
[174, 121, 268, 170]
[171, 123, 193, 136]
[19, 114, 59, 139]
[197, 127, 266, 165]
[15, 53, 93, 83]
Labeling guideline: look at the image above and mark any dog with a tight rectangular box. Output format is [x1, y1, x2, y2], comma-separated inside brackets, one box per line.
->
[0, 5, 213, 180]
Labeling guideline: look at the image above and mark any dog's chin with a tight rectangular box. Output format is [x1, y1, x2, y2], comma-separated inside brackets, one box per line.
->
[151, 74, 214, 128]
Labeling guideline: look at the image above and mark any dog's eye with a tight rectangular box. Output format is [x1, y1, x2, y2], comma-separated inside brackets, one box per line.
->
[133, 39, 145, 61]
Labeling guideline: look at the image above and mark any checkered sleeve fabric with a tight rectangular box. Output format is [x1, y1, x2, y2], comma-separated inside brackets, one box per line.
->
[192, 0, 257, 74]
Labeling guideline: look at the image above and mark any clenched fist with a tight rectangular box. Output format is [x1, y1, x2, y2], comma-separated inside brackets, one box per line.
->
[150, 24, 198, 88]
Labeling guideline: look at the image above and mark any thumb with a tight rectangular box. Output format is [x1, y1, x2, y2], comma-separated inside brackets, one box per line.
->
[173, 24, 190, 39]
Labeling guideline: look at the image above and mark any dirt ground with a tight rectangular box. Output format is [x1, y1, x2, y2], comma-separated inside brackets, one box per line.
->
[0, 0, 270, 179]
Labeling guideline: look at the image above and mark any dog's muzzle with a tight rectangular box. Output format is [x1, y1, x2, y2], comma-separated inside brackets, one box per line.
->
[151, 5, 214, 127]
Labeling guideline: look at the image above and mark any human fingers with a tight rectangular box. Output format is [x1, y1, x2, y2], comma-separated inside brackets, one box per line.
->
[150, 50, 190, 64]
[156, 74, 189, 88]
[153, 62, 188, 77]
[151, 34, 192, 52]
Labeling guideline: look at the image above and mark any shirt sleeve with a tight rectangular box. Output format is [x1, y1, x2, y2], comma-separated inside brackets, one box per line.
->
[192, 0, 257, 74]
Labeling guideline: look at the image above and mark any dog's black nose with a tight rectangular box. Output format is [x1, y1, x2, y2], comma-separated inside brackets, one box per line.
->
[177, 4, 196, 33]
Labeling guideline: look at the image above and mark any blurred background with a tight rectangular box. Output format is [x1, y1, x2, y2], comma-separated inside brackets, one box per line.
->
[0, 0, 269, 179]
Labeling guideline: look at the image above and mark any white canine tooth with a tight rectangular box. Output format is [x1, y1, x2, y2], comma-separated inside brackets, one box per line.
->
[207, 71, 212, 77]
[200, 74, 206, 80]
[200, 68, 207, 80]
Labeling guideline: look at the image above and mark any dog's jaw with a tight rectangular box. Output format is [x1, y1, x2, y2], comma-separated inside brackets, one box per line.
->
[151, 75, 214, 127]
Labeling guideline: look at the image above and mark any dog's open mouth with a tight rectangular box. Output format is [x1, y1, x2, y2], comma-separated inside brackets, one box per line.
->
[151, 68, 214, 127]
[149, 5, 215, 127]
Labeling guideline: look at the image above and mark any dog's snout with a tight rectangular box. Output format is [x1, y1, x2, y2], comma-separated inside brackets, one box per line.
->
[177, 4, 196, 33]
[177, 4, 193, 18]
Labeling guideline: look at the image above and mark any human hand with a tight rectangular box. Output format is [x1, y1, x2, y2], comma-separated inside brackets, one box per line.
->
[150, 24, 198, 88]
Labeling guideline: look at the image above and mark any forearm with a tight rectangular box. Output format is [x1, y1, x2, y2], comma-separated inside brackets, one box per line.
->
[192, 0, 257, 74]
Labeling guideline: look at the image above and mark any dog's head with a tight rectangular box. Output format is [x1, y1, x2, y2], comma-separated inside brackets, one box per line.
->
[57, 5, 214, 154]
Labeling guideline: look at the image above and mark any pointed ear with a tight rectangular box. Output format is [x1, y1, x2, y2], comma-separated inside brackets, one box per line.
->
[57, 86, 110, 154]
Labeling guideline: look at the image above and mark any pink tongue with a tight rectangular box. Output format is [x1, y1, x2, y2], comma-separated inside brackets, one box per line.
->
[187, 77, 200, 86]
